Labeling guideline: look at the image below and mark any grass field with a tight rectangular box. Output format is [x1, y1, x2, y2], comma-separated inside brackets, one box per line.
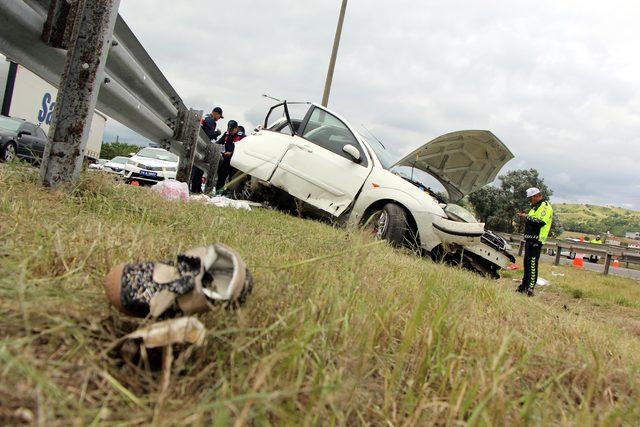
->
[2, 163, 640, 425]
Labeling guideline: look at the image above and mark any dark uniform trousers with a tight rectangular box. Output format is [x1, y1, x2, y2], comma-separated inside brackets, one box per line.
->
[519, 240, 542, 294]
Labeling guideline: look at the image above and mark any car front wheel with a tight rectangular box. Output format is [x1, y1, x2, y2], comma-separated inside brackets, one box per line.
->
[1, 142, 17, 162]
[227, 171, 260, 201]
[365, 203, 409, 247]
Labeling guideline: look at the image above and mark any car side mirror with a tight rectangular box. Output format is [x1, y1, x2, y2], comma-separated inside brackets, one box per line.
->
[342, 144, 361, 163]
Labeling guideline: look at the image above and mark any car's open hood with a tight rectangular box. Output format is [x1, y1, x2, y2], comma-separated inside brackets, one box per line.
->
[392, 130, 513, 201]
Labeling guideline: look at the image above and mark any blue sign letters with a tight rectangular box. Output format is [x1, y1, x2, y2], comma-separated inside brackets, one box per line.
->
[38, 93, 56, 125]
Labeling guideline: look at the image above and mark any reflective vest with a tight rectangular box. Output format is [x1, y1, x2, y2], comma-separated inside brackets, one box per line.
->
[524, 200, 553, 244]
[590, 239, 603, 245]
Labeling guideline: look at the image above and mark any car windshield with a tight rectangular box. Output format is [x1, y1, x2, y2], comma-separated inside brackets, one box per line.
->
[367, 139, 397, 170]
[110, 156, 129, 164]
[137, 148, 178, 162]
[0, 116, 24, 132]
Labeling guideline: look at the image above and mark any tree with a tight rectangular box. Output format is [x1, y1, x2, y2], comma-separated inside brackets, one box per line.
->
[100, 141, 140, 159]
[468, 169, 562, 236]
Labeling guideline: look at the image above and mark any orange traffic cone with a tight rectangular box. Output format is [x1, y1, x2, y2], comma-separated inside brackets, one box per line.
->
[613, 259, 620, 268]
[573, 256, 584, 268]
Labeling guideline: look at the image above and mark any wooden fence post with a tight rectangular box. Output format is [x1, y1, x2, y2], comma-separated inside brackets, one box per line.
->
[603, 253, 612, 275]
[554, 247, 562, 266]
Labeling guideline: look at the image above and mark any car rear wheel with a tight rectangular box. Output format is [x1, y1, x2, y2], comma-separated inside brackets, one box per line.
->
[365, 203, 409, 247]
[1, 142, 17, 162]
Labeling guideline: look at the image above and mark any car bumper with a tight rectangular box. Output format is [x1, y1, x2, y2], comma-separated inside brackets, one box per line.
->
[124, 167, 176, 184]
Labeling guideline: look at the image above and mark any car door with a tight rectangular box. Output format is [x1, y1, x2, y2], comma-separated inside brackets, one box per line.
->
[16, 123, 38, 159]
[34, 127, 48, 158]
[231, 102, 307, 181]
[269, 106, 372, 216]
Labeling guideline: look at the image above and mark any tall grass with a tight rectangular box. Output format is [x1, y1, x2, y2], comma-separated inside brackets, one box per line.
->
[1, 163, 640, 425]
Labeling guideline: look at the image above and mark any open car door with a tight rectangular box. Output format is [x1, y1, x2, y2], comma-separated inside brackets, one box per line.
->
[231, 101, 301, 181]
[269, 105, 372, 216]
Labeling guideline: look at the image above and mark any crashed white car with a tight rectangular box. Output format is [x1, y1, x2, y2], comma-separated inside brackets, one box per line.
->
[230, 102, 515, 277]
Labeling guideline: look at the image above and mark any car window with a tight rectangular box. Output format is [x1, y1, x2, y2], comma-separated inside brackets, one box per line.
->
[21, 123, 36, 135]
[0, 116, 23, 132]
[111, 156, 129, 164]
[36, 127, 47, 140]
[302, 108, 367, 166]
[137, 148, 178, 162]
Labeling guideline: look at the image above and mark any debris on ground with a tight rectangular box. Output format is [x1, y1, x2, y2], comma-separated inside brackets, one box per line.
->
[152, 180, 189, 202]
[104, 243, 253, 318]
[537, 277, 550, 286]
[511, 277, 550, 286]
[507, 263, 520, 270]
[124, 317, 206, 348]
[190, 194, 257, 210]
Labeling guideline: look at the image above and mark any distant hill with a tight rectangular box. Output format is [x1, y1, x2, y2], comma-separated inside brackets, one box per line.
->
[555, 203, 640, 237]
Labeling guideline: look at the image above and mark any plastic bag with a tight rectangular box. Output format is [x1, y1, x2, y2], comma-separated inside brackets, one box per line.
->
[152, 180, 189, 202]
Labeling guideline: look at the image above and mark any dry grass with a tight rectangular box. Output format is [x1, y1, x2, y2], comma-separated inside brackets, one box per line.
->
[1, 163, 640, 425]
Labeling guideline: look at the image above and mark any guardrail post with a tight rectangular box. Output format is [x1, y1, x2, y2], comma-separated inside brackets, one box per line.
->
[518, 240, 525, 257]
[554, 246, 562, 266]
[603, 253, 612, 275]
[173, 108, 202, 183]
[40, 0, 121, 187]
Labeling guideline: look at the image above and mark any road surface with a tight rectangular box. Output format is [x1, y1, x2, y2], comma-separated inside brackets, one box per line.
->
[540, 254, 640, 281]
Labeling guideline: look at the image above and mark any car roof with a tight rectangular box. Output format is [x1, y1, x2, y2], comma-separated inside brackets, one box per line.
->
[0, 115, 26, 123]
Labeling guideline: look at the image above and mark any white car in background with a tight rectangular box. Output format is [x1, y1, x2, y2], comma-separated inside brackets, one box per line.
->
[123, 147, 178, 185]
[231, 101, 516, 277]
[102, 156, 129, 175]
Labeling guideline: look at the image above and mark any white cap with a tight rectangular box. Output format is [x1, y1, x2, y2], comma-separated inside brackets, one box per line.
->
[526, 187, 541, 198]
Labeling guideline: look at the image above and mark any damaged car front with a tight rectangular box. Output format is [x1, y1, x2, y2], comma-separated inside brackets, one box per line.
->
[230, 101, 515, 277]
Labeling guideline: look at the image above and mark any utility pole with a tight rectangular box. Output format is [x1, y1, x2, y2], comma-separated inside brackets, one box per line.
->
[321, 0, 348, 107]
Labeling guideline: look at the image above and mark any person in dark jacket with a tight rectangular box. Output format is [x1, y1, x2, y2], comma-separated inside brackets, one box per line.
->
[201, 107, 223, 140]
[215, 120, 241, 192]
[192, 107, 223, 193]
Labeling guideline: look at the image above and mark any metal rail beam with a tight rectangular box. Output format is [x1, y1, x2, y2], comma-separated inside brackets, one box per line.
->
[0, 0, 211, 183]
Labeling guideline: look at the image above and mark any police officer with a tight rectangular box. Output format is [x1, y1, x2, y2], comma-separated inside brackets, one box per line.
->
[589, 234, 603, 263]
[215, 120, 241, 192]
[192, 107, 224, 194]
[517, 187, 553, 296]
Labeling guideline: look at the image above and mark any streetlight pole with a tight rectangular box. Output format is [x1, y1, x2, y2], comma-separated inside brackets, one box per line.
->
[321, 0, 348, 107]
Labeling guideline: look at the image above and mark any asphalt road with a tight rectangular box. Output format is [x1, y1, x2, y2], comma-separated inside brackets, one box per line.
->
[540, 254, 640, 281]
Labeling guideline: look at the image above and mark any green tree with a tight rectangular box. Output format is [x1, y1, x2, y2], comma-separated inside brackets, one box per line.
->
[468, 169, 562, 236]
[100, 141, 140, 159]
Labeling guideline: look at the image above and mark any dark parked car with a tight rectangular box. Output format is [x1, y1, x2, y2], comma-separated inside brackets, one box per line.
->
[0, 115, 49, 163]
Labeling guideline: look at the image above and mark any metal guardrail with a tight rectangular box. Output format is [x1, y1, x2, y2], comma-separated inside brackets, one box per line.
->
[0, 0, 213, 181]
[501, 233, 640, 275]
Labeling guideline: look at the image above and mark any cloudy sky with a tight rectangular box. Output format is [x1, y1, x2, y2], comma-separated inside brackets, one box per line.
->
[106, 0, 640, 209]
